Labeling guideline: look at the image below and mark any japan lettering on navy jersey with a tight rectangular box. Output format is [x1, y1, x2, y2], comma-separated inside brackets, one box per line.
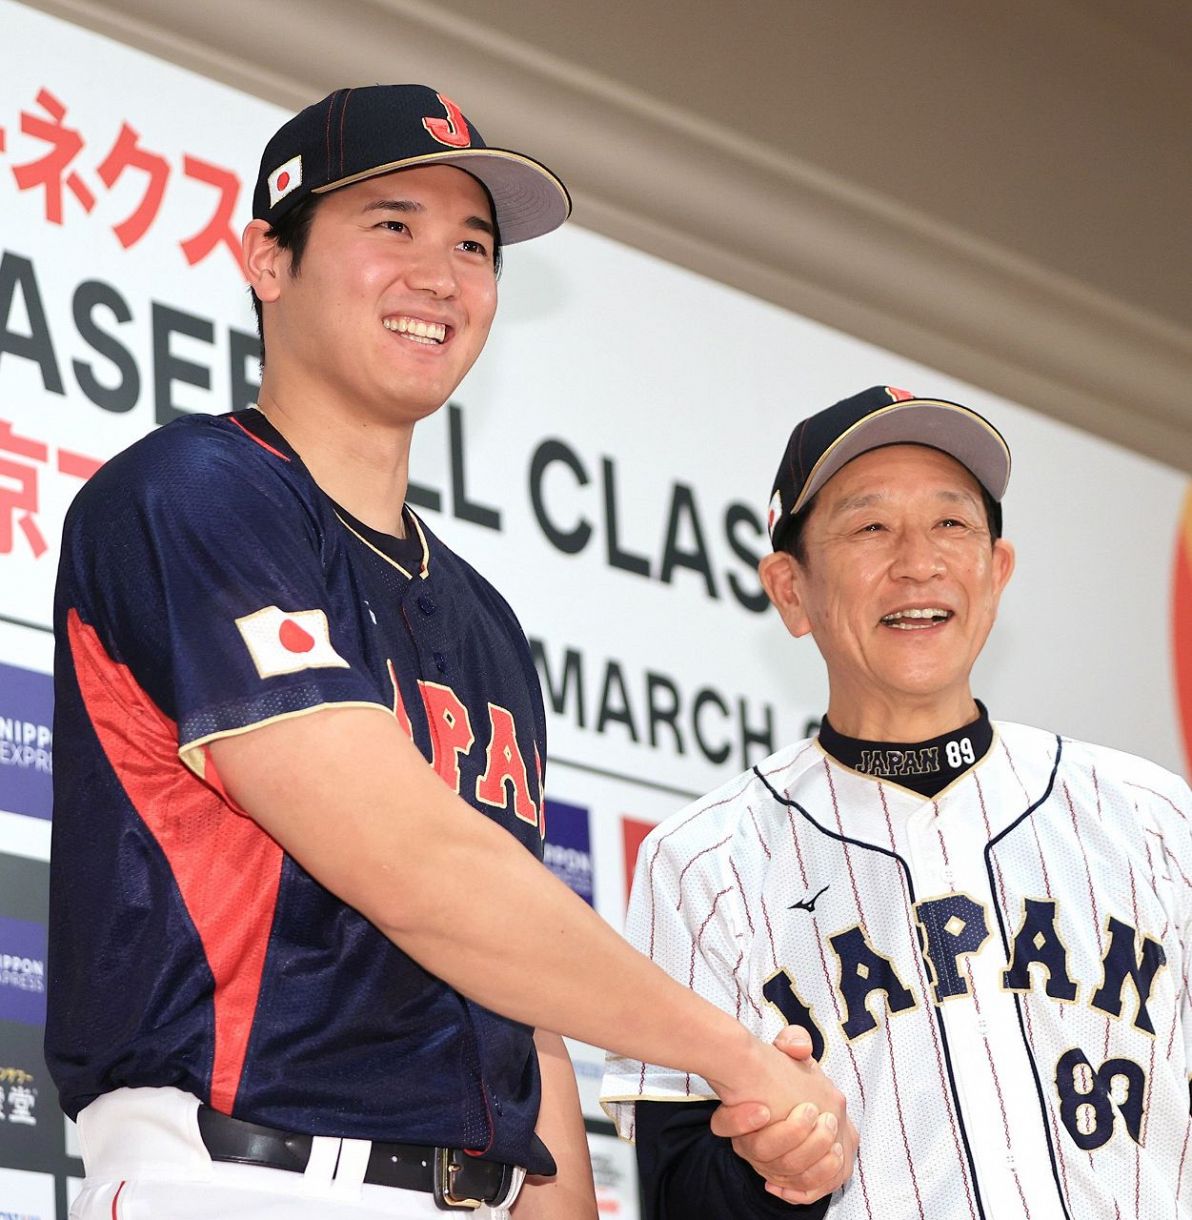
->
[48, 408, 552, 1171]
[603, 723, 1192, 1219]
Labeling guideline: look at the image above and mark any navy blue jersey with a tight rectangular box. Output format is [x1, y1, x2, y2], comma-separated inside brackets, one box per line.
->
[48, 409, 551, 1171]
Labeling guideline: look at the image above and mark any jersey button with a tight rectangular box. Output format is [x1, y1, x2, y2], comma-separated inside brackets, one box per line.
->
[417, 595, 436, 615]
[433, 651, 448, 675]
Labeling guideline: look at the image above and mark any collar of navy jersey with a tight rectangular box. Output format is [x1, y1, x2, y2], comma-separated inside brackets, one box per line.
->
[817, 701, 993, 798]
[234, 408, 431, 578]
[332, 500, 429, 581]
[235, 406, 298, 459]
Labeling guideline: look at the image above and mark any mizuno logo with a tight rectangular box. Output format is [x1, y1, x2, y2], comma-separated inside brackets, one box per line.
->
[790, 885, 829, 913]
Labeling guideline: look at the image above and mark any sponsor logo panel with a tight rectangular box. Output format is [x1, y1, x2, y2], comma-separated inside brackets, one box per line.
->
[0, 1030, 56, 1168]
[0, 920, 45, 1029]
[0, 852, 79, 1181]
[543, 798, 594, 906]
[0, 667, 52, 823]
[0, 854, 48, 1037]
[620, 816, 656, 907]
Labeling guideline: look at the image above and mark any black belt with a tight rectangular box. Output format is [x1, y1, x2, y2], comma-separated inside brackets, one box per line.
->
[196, 1105, 514, 1211]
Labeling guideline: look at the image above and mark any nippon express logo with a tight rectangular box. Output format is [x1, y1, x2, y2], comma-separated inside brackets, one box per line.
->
[0, 954, 43, 992]
[0, 721, 51, 770]
[543, 799, 594, 906]
[0, 917, 47, 1027]
[0, 662, 53, 821]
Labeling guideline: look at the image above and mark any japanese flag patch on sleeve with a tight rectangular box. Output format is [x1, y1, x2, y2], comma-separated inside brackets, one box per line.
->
[236, 606, 349, 678]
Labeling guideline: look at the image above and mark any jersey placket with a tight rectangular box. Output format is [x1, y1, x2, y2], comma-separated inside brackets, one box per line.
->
[910, 782, 1070, 1220]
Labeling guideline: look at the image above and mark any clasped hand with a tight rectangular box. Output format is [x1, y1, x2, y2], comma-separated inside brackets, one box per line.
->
[712, 1026, 857, 1206]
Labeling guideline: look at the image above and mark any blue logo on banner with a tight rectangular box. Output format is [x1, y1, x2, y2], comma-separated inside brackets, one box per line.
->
[544, 799, 594, 906]
[0, 915, 47, 1027]
[0, 662, 53, 821]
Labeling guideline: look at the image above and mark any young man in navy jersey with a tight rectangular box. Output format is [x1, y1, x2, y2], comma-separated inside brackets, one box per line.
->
[604, 386, 1192, 1218]
[49, 86, 855, 1218]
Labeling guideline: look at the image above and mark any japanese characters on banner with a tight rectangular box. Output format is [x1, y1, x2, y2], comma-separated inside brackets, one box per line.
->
[1, 0, 1189, 1214]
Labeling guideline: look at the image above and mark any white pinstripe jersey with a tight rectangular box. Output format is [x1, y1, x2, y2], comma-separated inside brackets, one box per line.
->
[602, 722, 1192, 1219]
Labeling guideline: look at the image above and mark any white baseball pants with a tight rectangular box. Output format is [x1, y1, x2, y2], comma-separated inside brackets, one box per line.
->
[69, 1087, 520, 1220]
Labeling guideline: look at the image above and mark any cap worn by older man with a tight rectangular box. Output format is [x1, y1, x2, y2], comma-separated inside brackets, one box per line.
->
[603, 385, 1192, 1220]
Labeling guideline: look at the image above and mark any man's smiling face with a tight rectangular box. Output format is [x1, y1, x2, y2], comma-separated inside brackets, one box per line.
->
[262, 163, 498, 427]
[766, 443, 1015, 734]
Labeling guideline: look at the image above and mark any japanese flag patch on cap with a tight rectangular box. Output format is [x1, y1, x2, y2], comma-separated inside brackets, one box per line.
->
[236, 606, 348, 679]
[267, 155, 303, 208]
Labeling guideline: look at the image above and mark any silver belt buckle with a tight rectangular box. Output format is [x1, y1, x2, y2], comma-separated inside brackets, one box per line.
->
[433, 1147, 483, 1211]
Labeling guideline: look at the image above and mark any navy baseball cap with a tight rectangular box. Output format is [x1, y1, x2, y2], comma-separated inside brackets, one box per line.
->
[767, 385, 1011, 551]
[253, 84, 571, 244]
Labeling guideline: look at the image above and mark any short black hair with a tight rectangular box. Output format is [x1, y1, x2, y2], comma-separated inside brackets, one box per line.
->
[249, 178, 504, 367]
[250, 194, 321, 367]
[783, 482, 1003, 565]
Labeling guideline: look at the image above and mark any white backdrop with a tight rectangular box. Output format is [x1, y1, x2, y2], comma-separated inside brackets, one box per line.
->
[1, 2, 1189, 1214]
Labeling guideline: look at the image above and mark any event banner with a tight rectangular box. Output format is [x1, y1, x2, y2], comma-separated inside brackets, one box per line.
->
[2, 1, 1189, 1214]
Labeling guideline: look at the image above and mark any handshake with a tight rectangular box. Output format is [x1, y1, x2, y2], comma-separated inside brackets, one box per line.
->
[709, 1025, 858, 1206]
